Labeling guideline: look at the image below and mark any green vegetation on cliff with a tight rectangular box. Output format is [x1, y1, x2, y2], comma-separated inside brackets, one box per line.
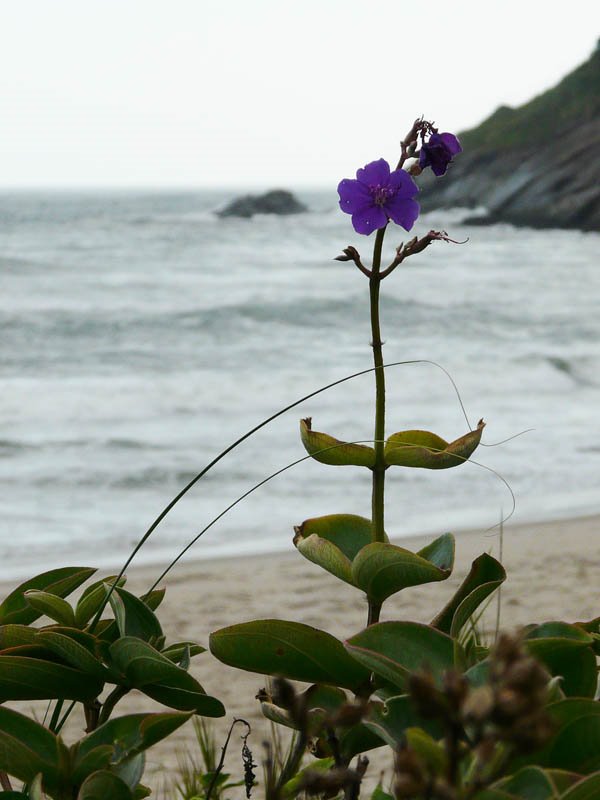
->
[460, 40, 600, 153]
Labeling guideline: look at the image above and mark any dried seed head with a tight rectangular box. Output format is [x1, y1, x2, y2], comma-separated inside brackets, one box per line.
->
[461, 685, 495, 725]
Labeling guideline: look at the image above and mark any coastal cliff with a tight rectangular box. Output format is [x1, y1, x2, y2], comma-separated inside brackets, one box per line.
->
[422, 43, 600, 231]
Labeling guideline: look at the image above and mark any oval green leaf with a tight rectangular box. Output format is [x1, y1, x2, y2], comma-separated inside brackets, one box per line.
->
[0, 706, 68, 792]
[385, 419, 485, 469]
[431, 553, 506, 637]
[36, 630, 109, 681]
[345, 622, 458, 690]
[364, 695, 443, 748]
[0, 567, 96, 626]
[300, 418, 375, 467]
[351, 536, 454, 603]
[560, 774, 600, 799]
[525, 638, 597, 698]
[210, 619, 371, 691]
[293, 514, 380, 585]
[73, 712, 192, 775]
[24, 591, 75, 627]
[108, 586, 163, 642]
[0, 656, 103, 702]
[77, 771, 134, 800]
[75, 576, 126, 628]
[141, 684, 225, 717]
[493, 766, 555, 799]
[0, 625, 38, 650]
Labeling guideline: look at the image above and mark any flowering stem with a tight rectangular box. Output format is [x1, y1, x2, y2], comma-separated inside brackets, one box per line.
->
[368, 226, 387, 625]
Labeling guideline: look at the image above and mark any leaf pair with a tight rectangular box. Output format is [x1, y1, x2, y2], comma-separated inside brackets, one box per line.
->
[300, 417, 485, 470]
[294, 514, 454, 602]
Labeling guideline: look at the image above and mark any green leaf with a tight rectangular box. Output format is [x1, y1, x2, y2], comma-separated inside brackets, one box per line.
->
[0, 706, 68, 792]
[109, 637, 224, 716]
[364, 695, 443, 748]
[293, 514, 381, 584]
[525, 621, 594, 644]
[547, 770, 586, 794]
[77, 770, 134, 800]
[23, 590, 75, 627]
[142, 684, 225, 716]
[27, 774, 46, 800]
[108, 587, 163, 642]
[524, 624, 597, 697]
[338, 723, 385, 760]
[110, 637, 197, 688]
[72, 713, 192, 780]
[161, 641, 205, 664]
[0, 656, 103, 702]
[494, 766, 556, 799]
[417, 533, 456, 570]
[351, 535, 454, 603]
[0, 567, 96, 626]
[0, 624, 38, 649]
[345, 622, 458, 690]
[139, 587, 166, 611]
[370, 787, 394, 800]
[511, 700, 600, 774]
[300, 417, 375, 467]
[282, 757, 335, 797]
[113, 752, 145, 791]
[405, 727, 447, 777]
[431, 553, 506, 637]
[75, 575, 126, 627]
[36, 630, 109, 681]
[560, 774, 600, 799]
[0, 793, 34, 799]
[548, 716, 600, 773]
[210, 619, 371, 691]
[384, 419, 485, 469]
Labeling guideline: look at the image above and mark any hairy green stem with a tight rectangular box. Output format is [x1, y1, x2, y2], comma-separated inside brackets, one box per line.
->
[370, 226, 387, 543]
[368, 227, 387, 625]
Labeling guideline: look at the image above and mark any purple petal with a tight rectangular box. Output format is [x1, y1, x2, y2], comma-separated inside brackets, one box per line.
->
[387, 168, 419, 198]
[385, 197, 420, 232]
[439, 132, 462, 155]
[351, 205, 387, 235]
[356, 158, 390, 187]
[337, 178, 373, 214]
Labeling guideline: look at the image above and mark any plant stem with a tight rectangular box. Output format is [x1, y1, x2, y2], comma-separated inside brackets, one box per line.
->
[370, 226, 387, 545]
[368, 226, 387, 626]
[97, 686, 128, 727]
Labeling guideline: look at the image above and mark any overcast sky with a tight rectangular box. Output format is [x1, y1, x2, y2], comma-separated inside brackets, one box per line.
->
[1, 0, 598, 188]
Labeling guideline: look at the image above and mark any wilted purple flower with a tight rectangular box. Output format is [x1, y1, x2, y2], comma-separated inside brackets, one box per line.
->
[337, 159, 420, 235]
[419, 132, 462, 176]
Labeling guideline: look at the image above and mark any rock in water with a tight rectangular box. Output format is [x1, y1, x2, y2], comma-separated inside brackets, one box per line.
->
[217, 189, 307, 218]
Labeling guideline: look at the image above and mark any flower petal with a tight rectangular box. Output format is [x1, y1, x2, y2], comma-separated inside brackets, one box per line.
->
[385, 197, 420, 232]
[356, 159, 390, 187]
[439, 132, 462, 155]
[351, 205, 388, 235]
[337, 178, 372, 214]
[387, 168, 420, 198]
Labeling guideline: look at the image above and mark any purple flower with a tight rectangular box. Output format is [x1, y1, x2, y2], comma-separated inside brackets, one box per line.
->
[337, 159, 420, 235]
[419, 132, 462, 177]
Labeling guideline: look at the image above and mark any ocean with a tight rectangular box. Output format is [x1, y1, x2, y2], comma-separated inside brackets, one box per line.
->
[1, 189, 599, 580]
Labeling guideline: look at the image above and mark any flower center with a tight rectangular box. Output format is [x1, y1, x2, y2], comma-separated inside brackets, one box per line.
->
[370, 184, 395, 206]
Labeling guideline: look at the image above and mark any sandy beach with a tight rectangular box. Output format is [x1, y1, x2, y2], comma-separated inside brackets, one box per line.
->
[4, 513, 600, 796]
